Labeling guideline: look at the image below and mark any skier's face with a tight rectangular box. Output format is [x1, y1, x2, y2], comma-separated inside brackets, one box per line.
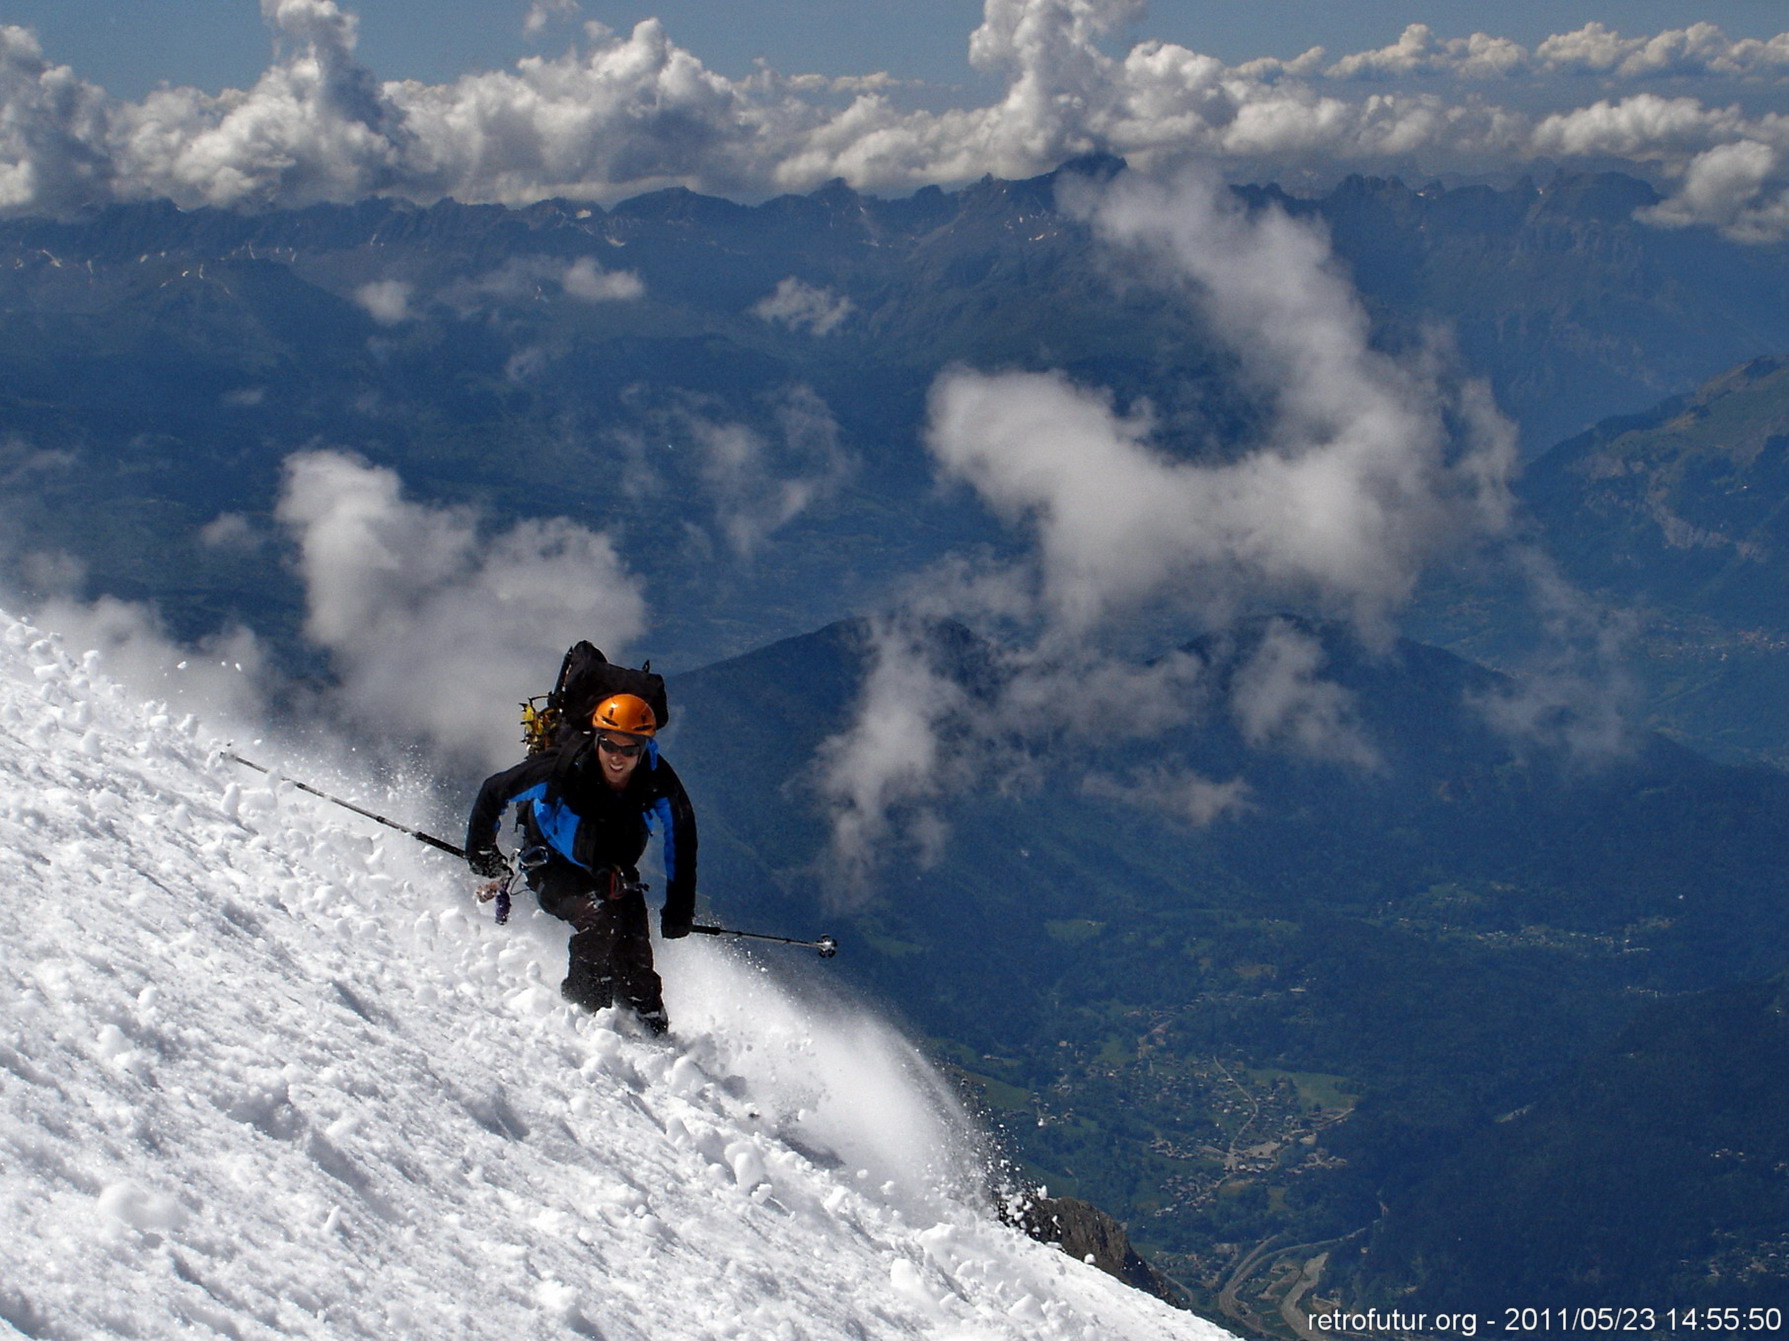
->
[596, 732, 645, 788]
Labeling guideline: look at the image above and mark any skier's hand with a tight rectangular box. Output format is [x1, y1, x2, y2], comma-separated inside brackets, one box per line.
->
[468, 846, 508, 879]
[565, 895, 605, 933]
[660, 908, 693, 940]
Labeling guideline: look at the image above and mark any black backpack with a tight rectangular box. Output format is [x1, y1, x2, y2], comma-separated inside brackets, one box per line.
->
[521, 642, 669, 753]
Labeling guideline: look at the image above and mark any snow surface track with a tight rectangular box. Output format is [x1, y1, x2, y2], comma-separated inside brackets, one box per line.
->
[0, 611, 1231, 1341]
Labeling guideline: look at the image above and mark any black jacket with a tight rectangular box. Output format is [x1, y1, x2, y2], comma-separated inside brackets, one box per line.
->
[465, 735, 698, 927]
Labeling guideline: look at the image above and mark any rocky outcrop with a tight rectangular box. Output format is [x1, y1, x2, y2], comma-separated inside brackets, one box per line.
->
[1002, 1190, 1188, 1310]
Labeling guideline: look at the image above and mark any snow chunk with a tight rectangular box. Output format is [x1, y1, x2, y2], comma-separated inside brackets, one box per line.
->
[96, 1181, 188, 1235]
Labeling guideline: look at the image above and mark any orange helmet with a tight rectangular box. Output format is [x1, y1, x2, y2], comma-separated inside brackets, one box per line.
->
[592, 692, 657, 738]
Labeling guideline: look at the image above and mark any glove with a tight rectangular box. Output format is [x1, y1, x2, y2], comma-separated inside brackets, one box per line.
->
[660, 907, 693, 940]
[467, 847, 508, 879]
[565, 895, 605, 933]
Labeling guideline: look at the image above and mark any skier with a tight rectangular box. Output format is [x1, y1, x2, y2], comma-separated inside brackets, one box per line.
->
[465, 693, 696, 1034]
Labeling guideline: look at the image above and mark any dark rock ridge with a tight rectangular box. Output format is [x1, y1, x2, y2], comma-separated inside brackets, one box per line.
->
[1003, 1190, 1189, 1309]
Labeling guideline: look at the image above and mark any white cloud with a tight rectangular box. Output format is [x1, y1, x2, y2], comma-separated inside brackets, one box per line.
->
[442, 255, 557, 309]
[1319, 21, 1789, 85]
[524, 0, 581, 41]
[815, 165, 1519, 888]
[1228, 619, 1378, 767]
[814, 615, 971, 893]
[106, 0, 407, 211]
[960, 0, 1142, 171]
[198, 512, 261, 550]
[1530, 94, 1758, 160]
[751, 278, 853, 335]
[996, 645, 1207, 744]
[1536, 22, 1789, 81]
[1083, 765, 1251, 827]
[0, 25, 111, 212]
[388, 19, 759, 204]
[1640, 138, 1789, 241]
[1530, 96, 1789, 238]
[4, 449, 651, 771]
[930, 168, 1516, 640]
[682, 386, 854, 560]
[1468, 550, 1640, 763]
[563, 255, 644, 301]
[354, 277, 413, 323]
[426, 254, 642, 315]
[1325, 24, 1528, 82]
[275, 448, 647, 768]
[2, 3, 1789, 237]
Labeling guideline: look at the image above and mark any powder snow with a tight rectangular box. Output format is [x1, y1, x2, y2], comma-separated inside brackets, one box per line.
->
[0, 609, 1231, 1341]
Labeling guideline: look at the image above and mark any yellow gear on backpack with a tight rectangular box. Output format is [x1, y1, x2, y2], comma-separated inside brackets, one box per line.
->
[519, 695, 561, 754]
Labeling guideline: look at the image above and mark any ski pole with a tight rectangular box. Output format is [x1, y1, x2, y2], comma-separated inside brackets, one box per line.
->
[222, 750, 467, 858]
[691, 924, 839, 958]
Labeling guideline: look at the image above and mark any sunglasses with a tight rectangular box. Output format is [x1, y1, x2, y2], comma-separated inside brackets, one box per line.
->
[596, 734, 646, 758]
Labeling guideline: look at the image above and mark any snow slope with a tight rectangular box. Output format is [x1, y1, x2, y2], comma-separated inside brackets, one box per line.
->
[0, 610, 1232, 1341]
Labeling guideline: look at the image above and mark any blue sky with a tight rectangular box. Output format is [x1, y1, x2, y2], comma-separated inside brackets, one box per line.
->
[10, 0, 1787, 97]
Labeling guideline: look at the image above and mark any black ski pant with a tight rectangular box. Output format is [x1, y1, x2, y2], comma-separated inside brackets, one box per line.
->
[529, 859, 666, 1026]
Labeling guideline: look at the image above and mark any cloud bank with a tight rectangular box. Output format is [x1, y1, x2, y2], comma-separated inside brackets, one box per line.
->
[815, 166, 1519, 891]
[1, 1, 1788, 238]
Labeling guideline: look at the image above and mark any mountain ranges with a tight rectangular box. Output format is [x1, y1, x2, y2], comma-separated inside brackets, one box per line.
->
[4, 162, 1789, 674]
